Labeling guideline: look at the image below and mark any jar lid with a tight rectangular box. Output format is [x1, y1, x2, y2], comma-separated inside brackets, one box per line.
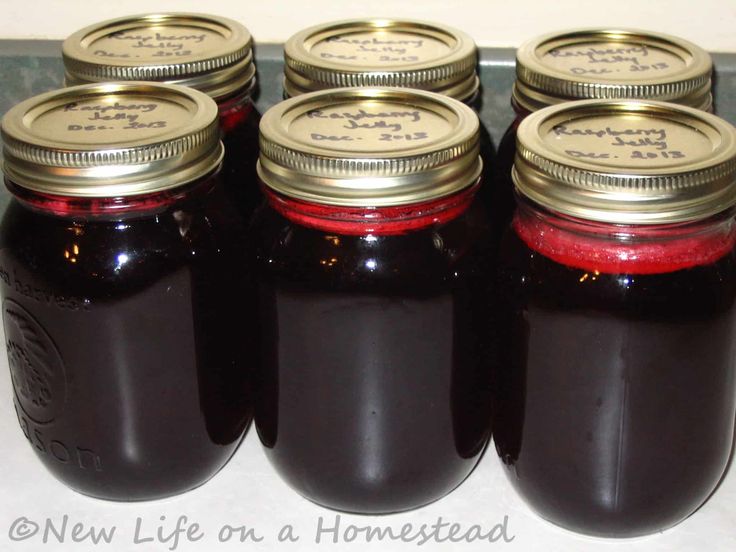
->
[283, 19, 479, 101]
[513, 28, 713, 112]
[513, 100, 736, 224]
[257, 87, 481, 206]
[62, 13, 256, 101]
[1, 82, 223, 197]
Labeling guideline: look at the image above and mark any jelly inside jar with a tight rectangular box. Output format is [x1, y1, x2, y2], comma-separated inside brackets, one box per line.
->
[494, 205, 736, 537]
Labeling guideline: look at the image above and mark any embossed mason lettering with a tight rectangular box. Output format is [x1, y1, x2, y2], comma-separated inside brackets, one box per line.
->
[1, 76, 252, 501]
[15, 408, 102, 471]
[3, 299, 67, 424]
[13, 269, 90, 312]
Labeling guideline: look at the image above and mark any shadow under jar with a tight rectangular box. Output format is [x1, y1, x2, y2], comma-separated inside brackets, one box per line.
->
[251, 88, 495, 514]
[495, 99, 736, 537]
[63, 12, 262, 217]
[0, 83, 253, 501]
[490, 28, 714, 234]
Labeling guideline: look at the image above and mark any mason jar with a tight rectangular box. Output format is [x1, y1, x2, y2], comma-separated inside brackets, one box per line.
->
[251, 87, 495, 513]
[62, 13, 261, 216]
[492, 28, 713, 232]
[495, 99, 736, 537]
[0, 82, 253, 500]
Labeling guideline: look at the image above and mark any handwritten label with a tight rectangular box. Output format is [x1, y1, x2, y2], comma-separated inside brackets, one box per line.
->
[543, 116, 711, 167]
[542, 41, 685, 80]
[309, 31, 451, 66]
[31, 97, 189, 145]
[88, 25, 225, 61]
[288, 102, 450, 153]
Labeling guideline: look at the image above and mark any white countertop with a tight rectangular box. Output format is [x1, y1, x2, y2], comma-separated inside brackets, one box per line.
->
[0, 351, 734, 552]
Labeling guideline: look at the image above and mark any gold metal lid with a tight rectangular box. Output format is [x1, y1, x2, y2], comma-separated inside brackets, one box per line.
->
[257, 88, 481, 206]
[283, 19, 479, 102]
[63, 13, 255, 101]
[2, 82, 223, 197]
[514, 29, 713, 112]
[513, 100, 736, 224]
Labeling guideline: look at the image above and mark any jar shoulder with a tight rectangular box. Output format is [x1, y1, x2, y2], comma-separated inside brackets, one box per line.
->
[0, 196, 243, 294]
[499, 227, 736, 316]
[249, 203, 494, 293]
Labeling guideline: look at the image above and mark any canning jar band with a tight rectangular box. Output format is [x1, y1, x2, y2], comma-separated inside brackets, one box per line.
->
[512, 28, 714, 111]
[283, 18, 479, 101]
[62, 13, 256, 101]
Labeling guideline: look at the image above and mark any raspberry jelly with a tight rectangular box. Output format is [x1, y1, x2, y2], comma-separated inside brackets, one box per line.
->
[251, 88, 495, 514]
[0, 83, 253, 500]
[495, 99, 736, 537]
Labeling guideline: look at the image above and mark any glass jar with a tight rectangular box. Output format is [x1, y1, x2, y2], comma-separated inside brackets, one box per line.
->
[495, 99, 736, 537]
[251, 88, 494, 514]
[283, 18, 494, 194]
[62, 13, 261, 217]
[491, 29, 714, 233]
[0, 83, 253, 500]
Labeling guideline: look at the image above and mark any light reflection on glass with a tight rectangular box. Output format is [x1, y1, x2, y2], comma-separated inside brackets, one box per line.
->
[64, 243, 81, 264]
[116, 253, 130, 271]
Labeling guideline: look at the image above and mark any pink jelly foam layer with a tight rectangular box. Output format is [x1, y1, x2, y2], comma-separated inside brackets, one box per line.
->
[513, 211, 736, 275]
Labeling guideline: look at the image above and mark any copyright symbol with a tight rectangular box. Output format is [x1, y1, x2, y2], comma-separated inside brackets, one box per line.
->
[8, 517, 39, 541]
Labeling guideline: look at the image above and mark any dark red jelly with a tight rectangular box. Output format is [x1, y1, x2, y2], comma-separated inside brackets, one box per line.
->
[487, 109, 525, 234]
[493, 98, 736, 536]
[250, 186, 494, 513]
[0, 82, 253, 501]
[0, 174, 253, 500]
[252, 87, 495, 513]
[218, 91, 263, 217]
[494, 197, 736, 536]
